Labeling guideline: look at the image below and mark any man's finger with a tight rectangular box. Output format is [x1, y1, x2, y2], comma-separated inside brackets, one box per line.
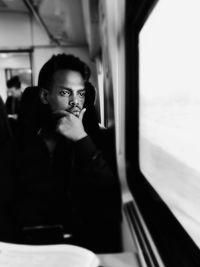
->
[52, 110, 69, 119]
[52, 110, 68, 116]
[79, 108, 86, 121]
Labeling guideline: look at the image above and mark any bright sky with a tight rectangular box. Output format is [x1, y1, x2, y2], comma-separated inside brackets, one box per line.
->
[139, 0, 200, 101]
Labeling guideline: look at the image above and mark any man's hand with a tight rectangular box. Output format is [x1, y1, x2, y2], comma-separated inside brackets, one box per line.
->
[53, 108, 87, 141]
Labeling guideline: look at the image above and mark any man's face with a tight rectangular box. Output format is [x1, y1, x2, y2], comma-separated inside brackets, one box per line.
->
[45, 70, 86, 117]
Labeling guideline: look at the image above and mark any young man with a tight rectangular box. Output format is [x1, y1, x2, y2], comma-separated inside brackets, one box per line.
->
[11, 54, 122, 253]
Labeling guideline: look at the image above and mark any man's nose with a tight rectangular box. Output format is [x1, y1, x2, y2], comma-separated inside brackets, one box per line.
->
[69, 94, 79, 106]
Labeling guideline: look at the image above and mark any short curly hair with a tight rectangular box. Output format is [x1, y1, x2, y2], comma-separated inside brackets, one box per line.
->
[38, 53, 91, 90]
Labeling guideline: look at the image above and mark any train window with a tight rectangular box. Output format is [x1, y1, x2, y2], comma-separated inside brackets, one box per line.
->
[139, 0, 200, 249]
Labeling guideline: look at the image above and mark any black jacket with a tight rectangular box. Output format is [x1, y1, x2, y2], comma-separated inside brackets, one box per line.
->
[7, 86, 122, 253]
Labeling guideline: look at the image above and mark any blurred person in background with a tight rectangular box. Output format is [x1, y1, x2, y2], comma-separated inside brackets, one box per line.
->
[6, 76, 22, 116]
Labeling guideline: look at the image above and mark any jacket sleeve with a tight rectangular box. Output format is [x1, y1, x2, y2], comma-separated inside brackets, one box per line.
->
[71, 135, 122, 252]
[72, 135, 122, 222]
[74, 135, 100, 167]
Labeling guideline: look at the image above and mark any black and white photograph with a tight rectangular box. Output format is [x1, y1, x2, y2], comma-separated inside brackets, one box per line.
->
[0, 0, 200, 266]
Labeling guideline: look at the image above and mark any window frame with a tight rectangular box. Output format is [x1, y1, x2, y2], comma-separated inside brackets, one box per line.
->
[125, 0, 200, 265]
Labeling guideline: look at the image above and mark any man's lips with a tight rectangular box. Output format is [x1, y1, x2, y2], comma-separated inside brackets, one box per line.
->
[68, 108, 81, 117]
[52, 107, 81, 119]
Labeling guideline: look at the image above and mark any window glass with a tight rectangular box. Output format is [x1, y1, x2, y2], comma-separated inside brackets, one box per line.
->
[139, 0, 200, 247]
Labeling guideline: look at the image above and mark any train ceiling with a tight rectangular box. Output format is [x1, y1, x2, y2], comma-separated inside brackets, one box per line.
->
[0, 0, 96, 46]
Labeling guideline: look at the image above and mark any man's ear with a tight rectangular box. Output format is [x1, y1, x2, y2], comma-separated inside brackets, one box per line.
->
[40, 88, 49, 104]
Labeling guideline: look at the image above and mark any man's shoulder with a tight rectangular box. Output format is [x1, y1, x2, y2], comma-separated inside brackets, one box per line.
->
[98, 125, 115, 147]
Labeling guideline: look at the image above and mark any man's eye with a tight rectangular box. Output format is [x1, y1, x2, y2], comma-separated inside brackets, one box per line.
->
[59, 90, 70, 96]
[79, 91, 86, 97]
